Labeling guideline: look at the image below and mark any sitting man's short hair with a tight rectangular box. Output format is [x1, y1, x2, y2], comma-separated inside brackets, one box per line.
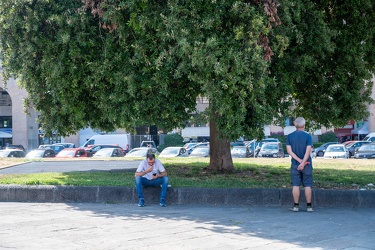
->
[146, 153, 155, 160]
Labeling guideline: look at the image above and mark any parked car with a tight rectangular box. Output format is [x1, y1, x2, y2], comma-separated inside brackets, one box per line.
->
[56, 148, 88, 158]
[314, 142, 338, 157]
[255, 138, 279, 157]
[363, 132, 375, 142]
[53, 143, 75, 148]
[345, 141, 371, 157]
[38, 144, 65, 154]
[323, 144, 349, 159]
[257, 142, 284, 158]
[257, 138, 279, 149]
[354, 144, 375, 159]
[189, 146, 209, 157]
[310, 146, 316, 158]
[159, 147, 188, 158]
[25, 148, 56, 159]
[81, 134, 130, 153]
[244, 139, 257, 157]
[231, 146, 251, 158]
[140, 141, 157, 148]
[342, 140, 356, 146]
[85, 144, 125, 157]
[93, 148, 124, 158]
[230, 141, 245, 147]
[0, 149, 26, 158]
[187, 142, 210, 154]
[125, 147, 159, 158]
[5, 144, 27, 152]
[183, 143, 198, 153]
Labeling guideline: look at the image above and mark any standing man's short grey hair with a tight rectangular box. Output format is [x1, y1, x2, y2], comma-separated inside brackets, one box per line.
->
[294, 117, 306, 128]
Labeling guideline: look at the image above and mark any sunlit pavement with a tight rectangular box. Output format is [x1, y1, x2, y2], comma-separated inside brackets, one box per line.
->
[0, 202, 374, 250]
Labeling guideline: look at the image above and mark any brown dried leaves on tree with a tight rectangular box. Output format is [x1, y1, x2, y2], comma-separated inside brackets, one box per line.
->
[81, 0, 117, 33]
[81, 0, 281, 59]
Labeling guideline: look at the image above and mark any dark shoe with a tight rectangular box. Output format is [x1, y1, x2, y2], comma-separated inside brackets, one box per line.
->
[307, 206, 314, 212]
[159, 199, 167, 207]
[138, 198, 145, 207]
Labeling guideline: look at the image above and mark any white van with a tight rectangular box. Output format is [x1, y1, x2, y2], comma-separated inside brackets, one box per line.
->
[363, 132, 375, 142]
[81, 134, 130, 152]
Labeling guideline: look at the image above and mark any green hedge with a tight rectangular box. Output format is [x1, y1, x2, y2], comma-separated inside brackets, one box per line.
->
[158, 134, 185, 152]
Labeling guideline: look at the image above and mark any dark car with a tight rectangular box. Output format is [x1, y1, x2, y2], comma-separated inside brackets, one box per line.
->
[0, 149, 26, 158]
[25, 148, 56, 159]
[257, 142, 284, 158]
[345, 141, 371, 157]
[85, 144, 125, 157]
[231, 146, 251, 158]
[314, 142, 338, 157]
[354, 144, 375, 159]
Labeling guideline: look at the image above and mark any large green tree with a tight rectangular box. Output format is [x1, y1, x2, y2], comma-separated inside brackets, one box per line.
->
[0, 0, 374, 171]
[271, 0, 375, 128]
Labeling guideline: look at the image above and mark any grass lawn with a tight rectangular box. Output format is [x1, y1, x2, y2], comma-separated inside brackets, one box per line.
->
[0, 157, 374, 190]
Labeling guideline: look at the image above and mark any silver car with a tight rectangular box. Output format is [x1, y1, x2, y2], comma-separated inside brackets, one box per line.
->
[159, 147, 188, 158]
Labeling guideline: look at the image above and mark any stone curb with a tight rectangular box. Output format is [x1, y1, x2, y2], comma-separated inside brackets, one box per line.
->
[0, 185, 374, 207]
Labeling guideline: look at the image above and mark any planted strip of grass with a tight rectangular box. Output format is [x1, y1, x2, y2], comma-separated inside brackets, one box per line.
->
[0, 158, 374, 189]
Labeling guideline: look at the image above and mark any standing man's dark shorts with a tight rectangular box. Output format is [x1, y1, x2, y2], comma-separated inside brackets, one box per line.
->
[290, 164, 313, 187]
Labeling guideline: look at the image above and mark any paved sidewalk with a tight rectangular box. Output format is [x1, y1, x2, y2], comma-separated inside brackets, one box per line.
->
[0, 202, 374, 250]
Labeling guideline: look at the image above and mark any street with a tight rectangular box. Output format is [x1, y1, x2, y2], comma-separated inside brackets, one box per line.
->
[0, 160, 141, 174]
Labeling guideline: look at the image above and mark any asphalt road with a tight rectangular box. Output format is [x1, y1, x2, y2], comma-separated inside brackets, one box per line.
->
[0, 160, 141, 174]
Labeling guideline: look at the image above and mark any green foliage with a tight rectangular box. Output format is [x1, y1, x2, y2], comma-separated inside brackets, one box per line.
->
[320, 131, 339, 143]
[270, 0, 375, 128]
[0, 0, 278, 140]
[0, 0, 374, 170]
[158, 133, 184, 152]
[269, 133, 286, 144]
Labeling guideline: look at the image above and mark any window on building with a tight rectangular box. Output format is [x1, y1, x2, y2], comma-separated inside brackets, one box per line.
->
[0, 117, 12, 128]
[0, 91, 12, 106]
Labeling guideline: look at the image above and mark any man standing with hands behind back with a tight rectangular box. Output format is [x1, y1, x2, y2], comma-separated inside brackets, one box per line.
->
[286, 117, 314, 212]
[135, 153, 169, 207]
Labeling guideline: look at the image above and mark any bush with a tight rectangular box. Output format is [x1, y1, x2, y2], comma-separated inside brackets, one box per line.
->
[158, 134, 184, 152]
[320, 131, 339, 143]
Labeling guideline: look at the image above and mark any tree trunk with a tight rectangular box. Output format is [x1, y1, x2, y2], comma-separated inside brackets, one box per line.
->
[209, 120, 235, 172]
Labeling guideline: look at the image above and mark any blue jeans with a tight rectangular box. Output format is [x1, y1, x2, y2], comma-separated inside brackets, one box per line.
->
[135, 176, 169, 201]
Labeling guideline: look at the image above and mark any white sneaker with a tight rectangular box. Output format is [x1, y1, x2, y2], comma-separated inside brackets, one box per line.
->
[307, 206, 314, 212]
[290, 206, 299, 212]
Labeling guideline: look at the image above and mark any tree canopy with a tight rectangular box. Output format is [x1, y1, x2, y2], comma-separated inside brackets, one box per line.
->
[0, 0, 374, 171]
